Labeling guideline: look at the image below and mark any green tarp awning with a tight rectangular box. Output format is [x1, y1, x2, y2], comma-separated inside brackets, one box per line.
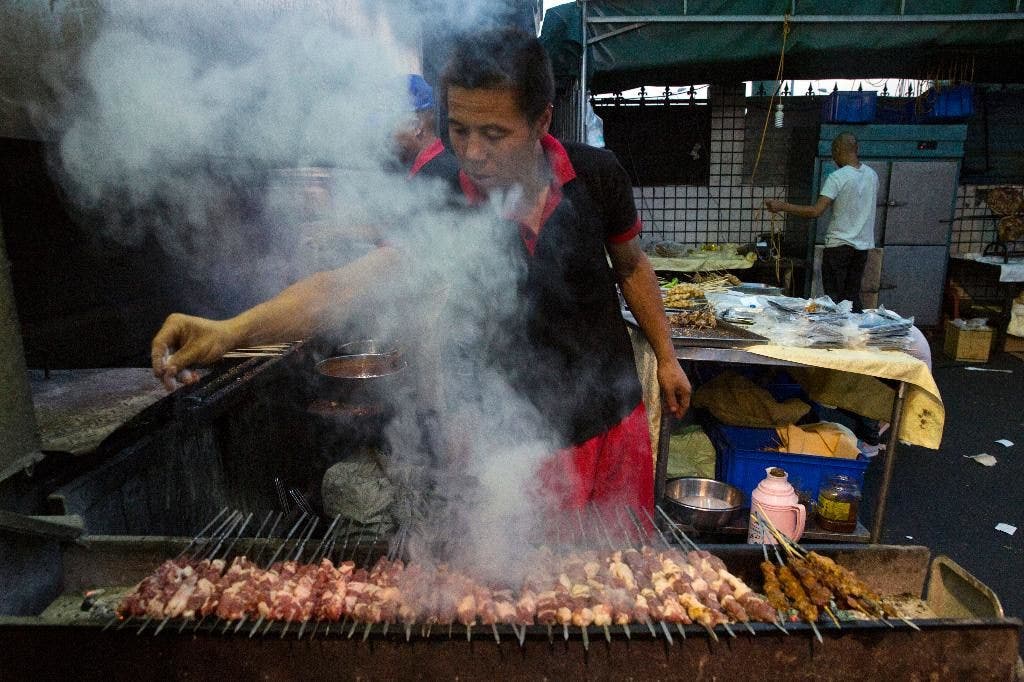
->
[540, 1, 1024, 92]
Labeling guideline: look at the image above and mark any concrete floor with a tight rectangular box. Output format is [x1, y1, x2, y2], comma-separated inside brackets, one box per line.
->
[861, 345, 1024, 653]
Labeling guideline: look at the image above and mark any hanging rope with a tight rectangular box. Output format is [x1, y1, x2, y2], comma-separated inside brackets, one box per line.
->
[750, 14, 791, 286]
[750, 14, 791, 186]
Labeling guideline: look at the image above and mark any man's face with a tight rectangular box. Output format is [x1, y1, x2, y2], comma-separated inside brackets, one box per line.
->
[446, 86, 551, 192]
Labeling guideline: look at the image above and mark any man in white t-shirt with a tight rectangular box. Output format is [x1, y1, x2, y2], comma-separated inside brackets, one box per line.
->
[766, 132, 878, 311]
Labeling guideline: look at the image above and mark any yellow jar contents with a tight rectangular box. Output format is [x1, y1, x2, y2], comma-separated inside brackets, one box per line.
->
[816, 474, 861, 533]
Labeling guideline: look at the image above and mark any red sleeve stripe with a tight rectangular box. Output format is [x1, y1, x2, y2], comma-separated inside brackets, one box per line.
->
[607, 217, 642, 244]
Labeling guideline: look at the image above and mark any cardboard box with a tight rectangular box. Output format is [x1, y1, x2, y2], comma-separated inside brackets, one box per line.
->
[944, 320, 993, 362]
[1004, 334, 1024, 353]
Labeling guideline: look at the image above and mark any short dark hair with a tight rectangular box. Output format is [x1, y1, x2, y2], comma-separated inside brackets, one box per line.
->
[440, 27, 554, 123]
[832, 132, 858, 154]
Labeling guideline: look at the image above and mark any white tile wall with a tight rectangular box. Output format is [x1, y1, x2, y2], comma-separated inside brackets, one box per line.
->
[637, 84, 786, 246]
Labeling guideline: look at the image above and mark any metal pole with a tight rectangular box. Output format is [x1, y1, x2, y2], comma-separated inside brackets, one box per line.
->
[577, 0, 589, 143]
[653, 403, 672, 509]
[871, 381, 906, 543]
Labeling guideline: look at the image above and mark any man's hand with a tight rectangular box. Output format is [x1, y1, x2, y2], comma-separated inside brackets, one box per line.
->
[150, 313, 238, 391]
[765, 198, 785, 213]
[657, 358, 692, 418]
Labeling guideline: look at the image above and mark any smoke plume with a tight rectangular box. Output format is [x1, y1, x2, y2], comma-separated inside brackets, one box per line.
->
[39, 0, 568, 580]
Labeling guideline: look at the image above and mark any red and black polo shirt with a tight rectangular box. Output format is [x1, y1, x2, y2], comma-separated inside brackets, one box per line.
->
[414, 135, 644, 448]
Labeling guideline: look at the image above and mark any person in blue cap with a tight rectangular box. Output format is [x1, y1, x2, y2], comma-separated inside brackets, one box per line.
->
[393, 74, 444, 172]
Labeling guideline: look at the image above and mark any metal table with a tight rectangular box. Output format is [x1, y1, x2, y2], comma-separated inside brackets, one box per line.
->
[655, 344, 908, 544]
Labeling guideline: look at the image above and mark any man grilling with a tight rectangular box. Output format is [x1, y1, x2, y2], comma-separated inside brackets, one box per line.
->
[151, 27, 689, 513]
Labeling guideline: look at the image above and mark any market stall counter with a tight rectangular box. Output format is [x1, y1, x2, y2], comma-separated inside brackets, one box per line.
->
[631, 321, 943, 545]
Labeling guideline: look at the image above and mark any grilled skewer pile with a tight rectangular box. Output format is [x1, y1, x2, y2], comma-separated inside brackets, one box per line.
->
[754, 509, 910, 629]
[668, 308, 717, 329]
[663, 282, 704, 307]
[118, 546, 781, 634]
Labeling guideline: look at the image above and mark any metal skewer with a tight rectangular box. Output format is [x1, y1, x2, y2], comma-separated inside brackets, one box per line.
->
[174, 507, 230, 560]
[611, 508, 659, 641]
[279, 516, 321, 638]
[308, 533, 340, 640]
[296, 515, 342, 640]
[250, 512, 309, 638]
[654, 505, 701, 551]
[181, 510, 257, 634]
[338, 520, 365, 637]
[322, 517, 356, 638]
[228, 511, 284, 635]
[352, 526, 382, 641]
[149, 510, 241, 636]
[638, 507, 688, 641]
[196, 510, 271, 635]
[147, 507, 240, 634]
[590, 507, 632, 640]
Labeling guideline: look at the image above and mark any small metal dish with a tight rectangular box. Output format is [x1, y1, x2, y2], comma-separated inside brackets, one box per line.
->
[731, 282, 783, 296]
[663, 477, 745, 530]
[313, 340, 405, 403]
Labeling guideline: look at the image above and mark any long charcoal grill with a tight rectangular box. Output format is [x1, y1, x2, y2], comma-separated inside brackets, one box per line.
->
[2, 504, 1021, 681]
[41, 341, 399, 536]
[4, 347, 1022, 678]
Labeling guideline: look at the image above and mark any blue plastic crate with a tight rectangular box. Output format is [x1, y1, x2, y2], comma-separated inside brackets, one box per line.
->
[874, 99, 919, 124]
[923, 85, 974, 120]
[709, 424, 869, 503]
[822, 92, 877, 123]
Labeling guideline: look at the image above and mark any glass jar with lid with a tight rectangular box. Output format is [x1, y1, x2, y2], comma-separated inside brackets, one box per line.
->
[816, 474, 861, 533]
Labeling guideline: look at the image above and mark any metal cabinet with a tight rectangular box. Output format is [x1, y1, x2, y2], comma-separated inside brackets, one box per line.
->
[811, 124, 967, 326]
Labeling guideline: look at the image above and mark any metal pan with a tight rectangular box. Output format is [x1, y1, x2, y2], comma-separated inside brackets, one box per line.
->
[313, 341, 406, 404]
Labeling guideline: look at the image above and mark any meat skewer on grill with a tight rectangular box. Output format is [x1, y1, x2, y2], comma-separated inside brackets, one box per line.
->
[588, 504, 625, 643]
[276, 516, 323, 638]
[226, 511, 285, 634]
[756, 508, 913, 630]
[319, 517, 356, 638]
[296, 514, 343, 639]
[247, 512, 312, 637]
[123, 503, 891, 645]
[787, 555, 842, 629]
[656, 511, 768, 634]
[168, 510, 258, 634]
[612, 508, 663, 641]
[154, 511, 253, 635]
[804, 551, 915, 629]
[656, 505, 787, 634]
[124, 509, 237, 632]
[349, 526, 383, 639]
[644, 507, 755, 638]
[574, 508, 591, 651]
[623, 508, 689, 644]
[631, 506, 745, 642]
[134, 509, 242, 635]
[185, 510, 275, 634]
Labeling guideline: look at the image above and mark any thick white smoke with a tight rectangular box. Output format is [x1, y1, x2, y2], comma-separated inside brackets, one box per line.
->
[39, 0, 566, 579]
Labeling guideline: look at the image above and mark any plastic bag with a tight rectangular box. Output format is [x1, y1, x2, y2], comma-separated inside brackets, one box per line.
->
[585, 100, 605, 148]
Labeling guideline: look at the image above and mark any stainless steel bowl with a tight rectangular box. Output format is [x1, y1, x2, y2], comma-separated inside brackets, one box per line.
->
[314, 341, 405, 403]
[663, 477, 745, 530]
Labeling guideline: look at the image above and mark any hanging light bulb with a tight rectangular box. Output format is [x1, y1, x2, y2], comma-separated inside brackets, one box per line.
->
[774, 102, 784, 128]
